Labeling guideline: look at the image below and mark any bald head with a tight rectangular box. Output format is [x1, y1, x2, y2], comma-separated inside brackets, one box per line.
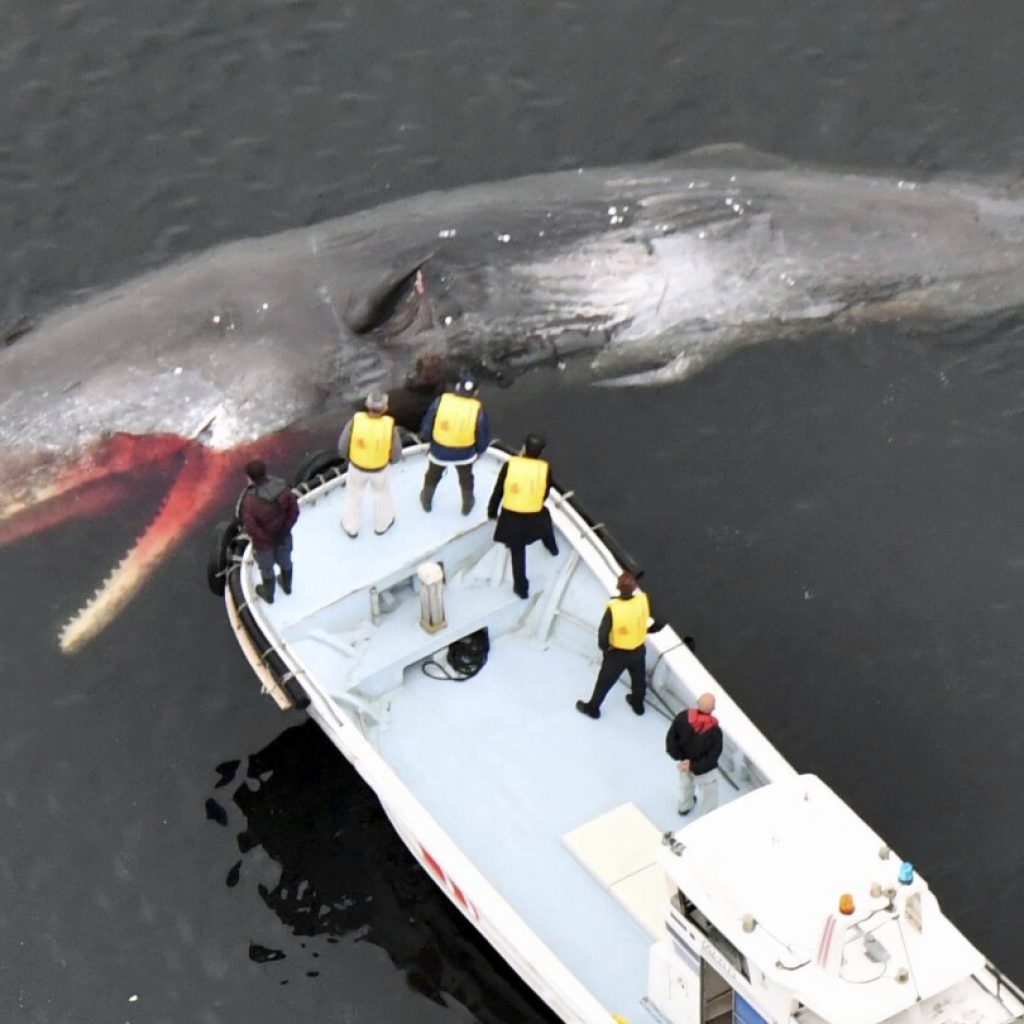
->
[697, 692, 716, 714]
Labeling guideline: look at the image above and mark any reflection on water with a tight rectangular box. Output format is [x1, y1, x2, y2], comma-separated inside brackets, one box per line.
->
[211, 722, 556, 1023]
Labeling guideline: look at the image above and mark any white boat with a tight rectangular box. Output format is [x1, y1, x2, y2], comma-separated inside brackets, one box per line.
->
[215, 442, 1024, 1024]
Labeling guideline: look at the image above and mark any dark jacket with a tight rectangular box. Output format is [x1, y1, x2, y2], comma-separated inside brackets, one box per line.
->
[487, 461, 554, 547]
[665, 709, 723, 776]
[420, 394, 490, 462]
[240, 477, 299, 550]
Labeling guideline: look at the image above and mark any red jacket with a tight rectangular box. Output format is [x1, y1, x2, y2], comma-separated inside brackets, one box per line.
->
[239, 477, 299, 550]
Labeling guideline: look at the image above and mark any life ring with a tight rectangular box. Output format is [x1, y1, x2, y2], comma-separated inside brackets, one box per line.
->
[207, 518, 241, 596]
[290, 448, 347, 489]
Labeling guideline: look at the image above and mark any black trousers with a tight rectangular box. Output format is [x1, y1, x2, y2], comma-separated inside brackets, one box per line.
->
[509, 544, 528, 596]
[584, 646, 646, 711]
[506, 533, 557, 598]
[423, 460, 474, 493]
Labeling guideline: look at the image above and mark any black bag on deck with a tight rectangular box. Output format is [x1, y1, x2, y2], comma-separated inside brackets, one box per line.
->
[445, 628, 490, 679]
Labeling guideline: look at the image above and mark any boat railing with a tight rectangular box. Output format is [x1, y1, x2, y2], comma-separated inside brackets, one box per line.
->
[488, 442, 796, 796]
[224, 551, 309, 710]
[491, 441, 796, 795]
[643, 636, 776, 794]
[984, 960, 1024, 1018]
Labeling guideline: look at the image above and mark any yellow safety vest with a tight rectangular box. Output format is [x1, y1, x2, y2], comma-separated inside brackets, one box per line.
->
[502, 456, 548, 514]
[349, 411, 395, 470]
[608, 593, 650, 650]
[433, 393, 481, 448]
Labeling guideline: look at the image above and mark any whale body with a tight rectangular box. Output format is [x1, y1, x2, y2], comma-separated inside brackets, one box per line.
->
[4, 144, 1024, 650]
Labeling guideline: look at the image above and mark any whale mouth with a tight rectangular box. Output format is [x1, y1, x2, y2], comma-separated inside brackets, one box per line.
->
[56, 442, 238, 654]
[0, 433, 294, 654]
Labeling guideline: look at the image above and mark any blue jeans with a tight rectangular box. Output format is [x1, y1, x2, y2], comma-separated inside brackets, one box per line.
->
[254, 536, 292, 594]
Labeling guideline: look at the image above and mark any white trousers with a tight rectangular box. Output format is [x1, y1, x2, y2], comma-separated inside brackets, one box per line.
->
[341, 465, 395, 536]
[678, 767, 720, 816]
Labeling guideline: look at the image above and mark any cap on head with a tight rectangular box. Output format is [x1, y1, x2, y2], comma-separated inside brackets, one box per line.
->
[616, 571, 637, 596]
[245, 458, 267, 483]
[455, 374, 478, 397]
[523, 433, 546, 458]
[365, 389, 389, 413]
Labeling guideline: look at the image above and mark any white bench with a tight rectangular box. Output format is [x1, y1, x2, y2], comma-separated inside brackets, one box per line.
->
[563, 802, 673, 941]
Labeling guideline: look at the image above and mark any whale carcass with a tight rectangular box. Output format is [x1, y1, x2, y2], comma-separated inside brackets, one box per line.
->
[4, 145, 1024, 650]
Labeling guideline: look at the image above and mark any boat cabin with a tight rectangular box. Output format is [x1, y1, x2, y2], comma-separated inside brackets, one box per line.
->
[655, 773, 1018, 1024]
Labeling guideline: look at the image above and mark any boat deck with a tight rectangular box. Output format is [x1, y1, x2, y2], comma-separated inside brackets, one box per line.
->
[380, 637, 734, 1018]
[244, 447, 753, 1020]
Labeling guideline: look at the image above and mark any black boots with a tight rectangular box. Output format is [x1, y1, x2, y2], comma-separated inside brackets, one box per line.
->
[420, 485, 474, 514]
[575, 700, 600, 720]
[258, 571, 292, 603]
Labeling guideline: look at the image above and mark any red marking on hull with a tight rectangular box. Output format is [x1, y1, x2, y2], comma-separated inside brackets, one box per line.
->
[417, 843, 479, 921]
[420, 844, 446, 884]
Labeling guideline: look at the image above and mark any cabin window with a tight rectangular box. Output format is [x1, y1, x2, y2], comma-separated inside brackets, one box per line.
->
[680, 891, 749, 981]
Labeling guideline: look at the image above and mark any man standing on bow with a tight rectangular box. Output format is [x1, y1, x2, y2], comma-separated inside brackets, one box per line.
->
[239, 459, 300, 604]
[666, 692, 723, 817]
[576, 571, 653, 719]
[419, 375, 490, 516]
[487, 433, 559, 599]
[337, 390, 402, 538]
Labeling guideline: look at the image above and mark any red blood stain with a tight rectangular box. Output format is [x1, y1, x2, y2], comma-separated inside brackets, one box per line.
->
[0, 427, 327, 652]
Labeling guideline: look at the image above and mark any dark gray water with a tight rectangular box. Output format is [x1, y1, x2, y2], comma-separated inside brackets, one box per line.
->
[3, 3, 1024, 1022]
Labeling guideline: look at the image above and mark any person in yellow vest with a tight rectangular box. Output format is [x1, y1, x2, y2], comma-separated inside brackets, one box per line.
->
[576, 572, 654, 719]
[336, 390, 402, 537]
[419, 375, 490, 515]
[486, 434, 559, 599]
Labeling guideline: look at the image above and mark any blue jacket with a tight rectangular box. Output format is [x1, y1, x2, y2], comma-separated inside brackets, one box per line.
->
[420, 395, 490, 462]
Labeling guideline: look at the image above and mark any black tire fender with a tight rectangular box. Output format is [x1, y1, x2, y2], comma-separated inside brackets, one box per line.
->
[207, 519, 241, 596]
[290, 449, 347, 489]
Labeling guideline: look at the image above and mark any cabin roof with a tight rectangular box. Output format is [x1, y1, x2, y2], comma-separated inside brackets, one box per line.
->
[662, 773, 985, 1024]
